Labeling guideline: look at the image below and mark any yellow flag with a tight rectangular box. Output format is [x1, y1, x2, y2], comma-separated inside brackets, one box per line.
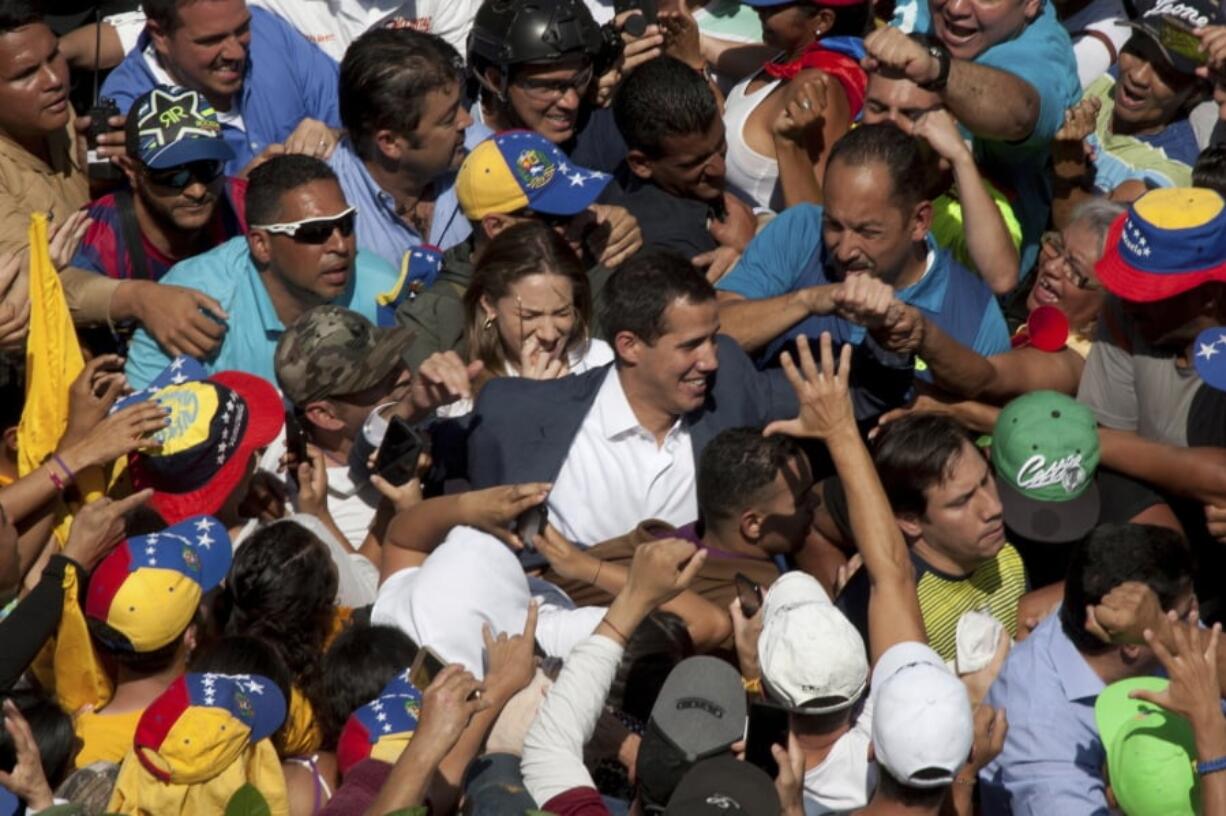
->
[15, 212, 105, 542]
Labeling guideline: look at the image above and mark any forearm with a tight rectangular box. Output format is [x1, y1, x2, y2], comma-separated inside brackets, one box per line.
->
[1098, 429, 1226, 505]
[383, 494, 466, 553]
[60, 266, 123, 326]
[917, 315, 998, 399]
[948, 152, 1018, 294]
[1193, 712, 1226, 816]
[365, 736, 448, 816]
[58, 22, 125, 71]
[942, 61, 1039, 142]
[774, 140, 823, 208]
[428, 696, 507, 814]
[701, 37, 776, 82]
[717, 289, 829, 353]
[0, 554, 75, 690]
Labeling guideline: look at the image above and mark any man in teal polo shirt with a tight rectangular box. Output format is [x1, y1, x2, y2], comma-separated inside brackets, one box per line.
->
[863, 1, 1080, 275]
[125, 155, 398, 389]
[716, 123, 1009, 375]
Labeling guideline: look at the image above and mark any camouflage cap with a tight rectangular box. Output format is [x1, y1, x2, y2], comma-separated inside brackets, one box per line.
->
[275, 306, 415, 406]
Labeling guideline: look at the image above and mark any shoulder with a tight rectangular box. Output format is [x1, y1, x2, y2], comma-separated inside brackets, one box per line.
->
[474, 366, 607, 414]
[160, 237, 247, 290]
[354, 250, 399, 286]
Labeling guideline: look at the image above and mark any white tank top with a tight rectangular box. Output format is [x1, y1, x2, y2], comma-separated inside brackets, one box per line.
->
[723, 70, 784, 212]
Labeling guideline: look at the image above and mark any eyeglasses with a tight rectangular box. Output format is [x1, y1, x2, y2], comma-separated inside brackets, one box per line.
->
[143, 159, 225, 190]
[1040, 231, 1102, 291]
[513, 64, 595, 102]
[251, 207, 358, 244]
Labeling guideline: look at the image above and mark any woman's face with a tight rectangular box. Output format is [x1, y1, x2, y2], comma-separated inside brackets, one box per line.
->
[1026, 219, 1107, 331]
[485, 273, 578, 367]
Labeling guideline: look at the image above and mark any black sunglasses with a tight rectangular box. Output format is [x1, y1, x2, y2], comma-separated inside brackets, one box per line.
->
[252, 208, 358, 245]
[144, 159, 225, 190]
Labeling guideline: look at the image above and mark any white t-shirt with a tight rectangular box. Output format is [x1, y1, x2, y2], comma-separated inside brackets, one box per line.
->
[108, 0, 479, 63]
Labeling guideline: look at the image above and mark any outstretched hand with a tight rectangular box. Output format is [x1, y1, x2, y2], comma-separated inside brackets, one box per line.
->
[763, 333, 855, 441]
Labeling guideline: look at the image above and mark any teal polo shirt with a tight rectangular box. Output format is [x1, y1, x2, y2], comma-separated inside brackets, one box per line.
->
[717, 203, 1010, 371]
[125, 236, 398, 390]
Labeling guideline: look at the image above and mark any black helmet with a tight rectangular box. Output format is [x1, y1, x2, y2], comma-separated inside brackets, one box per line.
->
[467, 0, 606, 70]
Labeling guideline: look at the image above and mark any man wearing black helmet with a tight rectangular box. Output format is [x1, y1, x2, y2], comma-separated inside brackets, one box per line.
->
[467, 0, 662, 174]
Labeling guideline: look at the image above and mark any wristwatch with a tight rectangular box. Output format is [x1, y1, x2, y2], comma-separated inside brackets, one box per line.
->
[920, 41, 952, 91]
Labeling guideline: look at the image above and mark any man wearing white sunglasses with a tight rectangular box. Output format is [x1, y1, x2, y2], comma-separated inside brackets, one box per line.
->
[124, 154, 398, 389]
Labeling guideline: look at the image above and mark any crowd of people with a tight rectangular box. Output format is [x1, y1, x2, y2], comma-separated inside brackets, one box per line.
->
[0, 0, 1225, 812]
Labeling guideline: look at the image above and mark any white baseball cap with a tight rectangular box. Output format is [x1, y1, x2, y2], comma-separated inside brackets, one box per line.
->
[871, 641, 974, 789]
[758, 573, 868, 714]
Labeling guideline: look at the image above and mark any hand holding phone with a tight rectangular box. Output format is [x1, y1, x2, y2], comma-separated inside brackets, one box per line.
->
[409, 645, 448, 690]
[375, 417, 430, 487]
[515, 504, 548, 552]
[745, 700, 791, 778]
[735, 572, 763, 619]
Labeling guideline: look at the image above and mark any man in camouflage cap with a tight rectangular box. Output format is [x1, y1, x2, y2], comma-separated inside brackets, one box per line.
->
[271, 305, 476, 550]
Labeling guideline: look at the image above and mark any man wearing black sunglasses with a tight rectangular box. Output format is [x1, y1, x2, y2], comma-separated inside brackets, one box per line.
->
[124, 154, 398, 389]
[65, 87, 248, 359]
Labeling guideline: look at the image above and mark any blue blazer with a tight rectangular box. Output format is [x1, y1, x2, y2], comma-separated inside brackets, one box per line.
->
[461, 334, 913, 488]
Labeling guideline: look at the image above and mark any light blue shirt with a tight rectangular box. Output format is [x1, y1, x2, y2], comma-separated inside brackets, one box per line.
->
[125, 236, 398, 390]
[329, 123, 493, 269]
[979, 613, 1110, 815]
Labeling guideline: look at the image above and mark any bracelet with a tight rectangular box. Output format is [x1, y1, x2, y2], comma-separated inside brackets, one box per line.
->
[1197, 756, 1226, 775]
[48, 469, 65, 492]
[601, 615, 630, 644]
[743, 677, 763, 694]
[953, 775, 977, 787]
[593, 560, 604, 586]
[51, 453, 75, 483]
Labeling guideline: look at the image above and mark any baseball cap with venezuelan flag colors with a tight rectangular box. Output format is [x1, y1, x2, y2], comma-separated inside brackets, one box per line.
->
[336, 669, 423, 775]
[134, 673, 287, 784]
[456, 130, 610, 220]
[123, 357, 283, 525]
[85, 516, 231, 654]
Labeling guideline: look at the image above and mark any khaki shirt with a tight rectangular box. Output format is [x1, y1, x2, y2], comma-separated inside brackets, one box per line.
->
[0, 124, 120, 324]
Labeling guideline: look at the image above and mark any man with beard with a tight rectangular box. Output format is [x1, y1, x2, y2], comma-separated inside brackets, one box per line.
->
[67, 87, 246, 358]
[328, 28, 491, 268]
[715, 123, 1009, 372]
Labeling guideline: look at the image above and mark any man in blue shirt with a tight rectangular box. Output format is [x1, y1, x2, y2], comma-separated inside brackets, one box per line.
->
[125, 155, 398, 389]
[979, 523, 1195, 814]
[329, 27, 491, 270]
[864, 3, 1080, 275]
[717, 123, 1009, 372]
[101, 0, 342, 175]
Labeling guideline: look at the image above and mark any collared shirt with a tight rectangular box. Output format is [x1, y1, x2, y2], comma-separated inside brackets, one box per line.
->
[717, 203, 1010, 369]
[328, 124, 491, 268]
[548, 367, 698, 547]
[979, 613, 1111, 815]
[0, 124, 88, 252]
[101, 6, 341, 175]
[124, 236, 398, 389]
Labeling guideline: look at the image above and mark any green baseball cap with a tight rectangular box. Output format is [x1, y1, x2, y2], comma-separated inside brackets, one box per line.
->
[990, 391, 1101, 544]
[1095, 677, 1199, 816]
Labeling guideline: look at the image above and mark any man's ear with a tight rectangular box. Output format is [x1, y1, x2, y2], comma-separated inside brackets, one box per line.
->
[626, 148, 654, 181]
[482, 212, 516, 242]
[813, 7, 836, 36]
[372, 129, 404, 163]
[739, 508, 765, 543]
[896, 513, 923, 541]
[2, 426, 17, 454]
[147, 19, 172, 58]
[1022, 0, 1042, 22]
[614, 330, 645, 365]
[247, 230, 272, 266]
[911, 200, 934, 243]
[304, 401, 344, 433]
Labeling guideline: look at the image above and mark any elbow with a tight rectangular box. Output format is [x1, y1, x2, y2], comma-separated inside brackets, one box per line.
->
[689, 607, 734, 653]
[1004, 89, 1040, 142]
[985, 260, 1019, 297]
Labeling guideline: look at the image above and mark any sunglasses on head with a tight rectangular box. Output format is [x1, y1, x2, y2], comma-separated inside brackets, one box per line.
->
[251, 207, 358, 244]
[144, 159, 225, 190]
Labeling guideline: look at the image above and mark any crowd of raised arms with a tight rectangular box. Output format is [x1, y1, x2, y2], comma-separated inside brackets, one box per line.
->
[0, 0, 1225, 813]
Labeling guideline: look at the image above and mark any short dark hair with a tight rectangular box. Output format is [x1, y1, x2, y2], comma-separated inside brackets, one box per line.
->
[598, 248, 715, 347]
[0, 691, 74, 788]
[190, 635, 295, 709]
[313, 624, 418, 748]
[142, 0, 186, 32]
[872, 413, 976, 518]
[826, 122, 937, 212]
[1061, 524, 1193, 653]
[613, 56, 718, 159]
[606, 611, 694, 724]
[339, 28, 464, 161]
[0, 0, 41, 33]
[698, 428, 801, 529]
[1194, 144, 1226, 198]
[245, 155, 340, 227]
[876, 769, 949, 808]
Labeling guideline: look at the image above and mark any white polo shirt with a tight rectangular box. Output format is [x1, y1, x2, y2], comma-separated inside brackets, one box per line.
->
[547, 367, 698, 547]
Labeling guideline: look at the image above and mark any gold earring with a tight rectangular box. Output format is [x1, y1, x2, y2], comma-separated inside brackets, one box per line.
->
[483, 316, 495, 331]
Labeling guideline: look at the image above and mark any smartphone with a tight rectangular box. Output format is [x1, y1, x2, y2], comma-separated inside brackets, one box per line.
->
[409, 645, 447, 690]
[745, 700, 790, 778]
[735, 572, 763, 619]
[515, 503, 548, 552]
[284, 410, 307, 463]
[375, 417, 429, 487]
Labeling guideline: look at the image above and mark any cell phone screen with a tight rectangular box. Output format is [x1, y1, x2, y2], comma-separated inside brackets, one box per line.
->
[515, 504, 548, 551]
[745, 700, 790, 778]
[409, 646, 447, 690]
[735, 573, 763, 619]
[376, 417, 427, 487]
[284, 410, 307, 463]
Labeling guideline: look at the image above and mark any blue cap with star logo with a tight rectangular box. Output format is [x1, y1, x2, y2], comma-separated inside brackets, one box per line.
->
[1194, 327, 1226, 392]
[456, 129, 611, 219]
[125, 86, 236, 170]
